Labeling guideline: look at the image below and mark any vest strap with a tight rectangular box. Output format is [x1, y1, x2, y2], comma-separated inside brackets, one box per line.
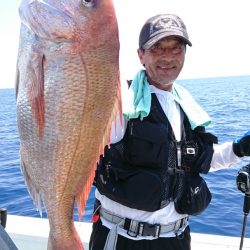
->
[100, 207, 189, 238]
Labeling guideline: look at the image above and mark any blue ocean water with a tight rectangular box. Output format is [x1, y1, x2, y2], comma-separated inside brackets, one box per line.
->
[1, 75, 250, 238]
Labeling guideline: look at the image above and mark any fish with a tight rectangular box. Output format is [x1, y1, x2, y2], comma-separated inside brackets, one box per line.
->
[15, 0, 121, 249]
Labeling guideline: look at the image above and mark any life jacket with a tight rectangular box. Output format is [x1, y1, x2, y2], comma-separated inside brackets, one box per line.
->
[95, 94, 217, 212]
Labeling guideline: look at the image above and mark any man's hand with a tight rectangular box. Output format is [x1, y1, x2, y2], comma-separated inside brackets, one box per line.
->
[233, 131, 250, 157]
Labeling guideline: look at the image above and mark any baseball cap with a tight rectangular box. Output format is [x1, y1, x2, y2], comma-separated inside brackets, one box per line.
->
[139, 14, 192, 49]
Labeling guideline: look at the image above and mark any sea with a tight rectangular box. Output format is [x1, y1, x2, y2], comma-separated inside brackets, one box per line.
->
[1, 75, 250, 239]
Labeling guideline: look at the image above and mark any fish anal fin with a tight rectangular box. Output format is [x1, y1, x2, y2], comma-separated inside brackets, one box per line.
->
[20, 156, 43, 217]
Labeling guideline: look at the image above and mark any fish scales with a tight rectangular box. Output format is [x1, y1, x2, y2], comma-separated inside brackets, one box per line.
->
[15, 0, 121, 249]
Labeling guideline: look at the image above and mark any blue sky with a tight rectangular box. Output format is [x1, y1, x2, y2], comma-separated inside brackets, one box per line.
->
[0, 1, 20, 88]
[1, 0, 250, 88]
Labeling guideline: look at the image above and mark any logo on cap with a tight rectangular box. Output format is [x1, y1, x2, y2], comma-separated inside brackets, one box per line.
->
[150, 16, 187, 37]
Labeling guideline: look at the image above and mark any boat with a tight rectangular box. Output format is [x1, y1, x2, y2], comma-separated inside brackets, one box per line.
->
[1, 214, 250, 250]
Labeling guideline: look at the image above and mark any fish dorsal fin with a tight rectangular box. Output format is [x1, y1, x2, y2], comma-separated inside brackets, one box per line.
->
[76, 76, 122, 219]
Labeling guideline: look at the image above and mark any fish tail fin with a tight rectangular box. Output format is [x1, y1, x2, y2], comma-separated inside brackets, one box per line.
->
[47, 224, 84, 250]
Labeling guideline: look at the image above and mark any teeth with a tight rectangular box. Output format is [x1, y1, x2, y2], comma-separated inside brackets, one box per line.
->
[159, 66, 171, 69]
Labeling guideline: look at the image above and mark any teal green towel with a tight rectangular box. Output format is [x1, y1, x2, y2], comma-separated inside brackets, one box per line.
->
[123, 70, 151, 121]
[172, 83, 211, 129]
[123, 70, 211, 129]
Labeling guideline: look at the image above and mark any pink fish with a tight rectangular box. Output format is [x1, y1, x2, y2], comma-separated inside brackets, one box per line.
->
[15, 0, 121, 249]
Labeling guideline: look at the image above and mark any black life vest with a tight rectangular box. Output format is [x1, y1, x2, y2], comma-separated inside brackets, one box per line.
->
[95, 94, 217, 212]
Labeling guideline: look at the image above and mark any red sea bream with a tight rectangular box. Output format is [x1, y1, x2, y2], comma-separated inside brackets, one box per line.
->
[15, 0, 121, 249]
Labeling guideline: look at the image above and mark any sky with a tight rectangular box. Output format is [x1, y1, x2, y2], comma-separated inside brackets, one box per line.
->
[1, 0, 250, 89]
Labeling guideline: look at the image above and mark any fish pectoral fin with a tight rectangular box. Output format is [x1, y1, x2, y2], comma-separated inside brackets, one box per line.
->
[19, 1, 77, 42]
[28, 50, 45, 138]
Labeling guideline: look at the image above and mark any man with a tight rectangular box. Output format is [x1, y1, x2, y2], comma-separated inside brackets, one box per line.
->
[89, 14, 250, 250]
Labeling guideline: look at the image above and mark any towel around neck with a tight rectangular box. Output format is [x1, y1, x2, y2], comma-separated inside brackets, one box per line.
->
[123, 70, 211, 130]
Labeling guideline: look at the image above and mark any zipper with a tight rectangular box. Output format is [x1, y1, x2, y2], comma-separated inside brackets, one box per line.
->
[175, 140, 184, 174]
[176, 141, 182, 169]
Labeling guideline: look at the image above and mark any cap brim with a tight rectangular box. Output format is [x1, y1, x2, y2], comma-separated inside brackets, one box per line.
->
[143, 32, 192, 49]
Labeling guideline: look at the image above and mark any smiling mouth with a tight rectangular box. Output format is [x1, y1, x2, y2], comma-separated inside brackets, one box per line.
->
[157, 65, 176, 70]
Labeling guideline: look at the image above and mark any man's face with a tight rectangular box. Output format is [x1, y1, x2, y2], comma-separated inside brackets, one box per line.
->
[138, 37, 186, 91]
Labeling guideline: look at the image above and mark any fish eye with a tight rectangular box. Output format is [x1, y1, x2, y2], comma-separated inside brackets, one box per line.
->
[82, 0, 95, 7]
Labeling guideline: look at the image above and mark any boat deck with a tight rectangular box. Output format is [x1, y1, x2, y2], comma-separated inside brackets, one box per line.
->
[4, 215, 250, 249]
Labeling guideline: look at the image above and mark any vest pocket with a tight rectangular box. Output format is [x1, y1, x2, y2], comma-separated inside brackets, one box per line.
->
[174, 173, 212, 215]
[182, 129, 217, 173]
[124, 120, 169, 168]
[96, 165, 163, 212]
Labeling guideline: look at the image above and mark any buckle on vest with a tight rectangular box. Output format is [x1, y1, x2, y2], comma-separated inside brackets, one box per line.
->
[138, 222, 161, 238]
[124, 219, 161, 238]
[125, 218, 139, 237]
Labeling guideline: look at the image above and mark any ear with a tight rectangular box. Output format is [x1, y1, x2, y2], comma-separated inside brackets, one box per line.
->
[137, 48, 145, 66]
